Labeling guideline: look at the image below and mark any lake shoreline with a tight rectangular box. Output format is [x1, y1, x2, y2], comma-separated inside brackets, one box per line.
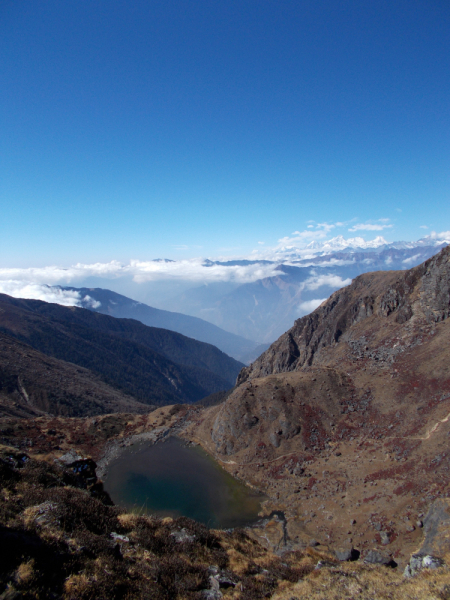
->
[100, 435, 268, 529]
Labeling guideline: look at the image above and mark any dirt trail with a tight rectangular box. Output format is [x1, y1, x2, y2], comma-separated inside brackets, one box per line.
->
[386, 411, 450, 441]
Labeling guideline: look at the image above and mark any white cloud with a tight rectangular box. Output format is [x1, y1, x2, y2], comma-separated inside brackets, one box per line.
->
[348, 223, 393, 232]
[0, 281, 101, 308]
[402, 254, 422, 265]
[258, 241, 265, 245]
[420, 225, 428, 229]
[428, 230, 450, 241]
[277, 222, 337, 247]
[0, 259, 281, 289]
[304, 273, 352, 291]
[297, 298, 327, 314]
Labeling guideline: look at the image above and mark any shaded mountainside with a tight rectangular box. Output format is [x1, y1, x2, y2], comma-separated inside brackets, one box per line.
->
[0, 295, 244, 410]
[188, 245, 450, 566]
[67, 286, 261, 363]
[0, 333, 151, 418]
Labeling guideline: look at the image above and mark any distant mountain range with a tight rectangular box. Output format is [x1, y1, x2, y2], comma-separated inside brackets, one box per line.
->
[61, 286, 263, 363]
[164, 241, 448, 342]
[1, 234, 448, 350]
[0, 294, 244, 417]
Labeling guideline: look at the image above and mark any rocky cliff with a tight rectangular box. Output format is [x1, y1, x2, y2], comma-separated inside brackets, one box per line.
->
[238, 244, 450, 382]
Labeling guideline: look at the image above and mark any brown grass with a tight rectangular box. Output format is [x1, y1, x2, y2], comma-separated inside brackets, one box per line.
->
[1, 444, 449, 599]
[272, 562, 450, 600]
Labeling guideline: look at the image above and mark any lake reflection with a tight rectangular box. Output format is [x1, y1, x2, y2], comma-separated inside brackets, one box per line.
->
[103, 436, 266, 528]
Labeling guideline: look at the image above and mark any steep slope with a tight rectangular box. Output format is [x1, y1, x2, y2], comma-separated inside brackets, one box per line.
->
[239, 243, 450, 380]
[0, 295, 243, 406]
[188, 245, 450, 565]
[66, 286, 260, 362]
[0, 332, 151, 418]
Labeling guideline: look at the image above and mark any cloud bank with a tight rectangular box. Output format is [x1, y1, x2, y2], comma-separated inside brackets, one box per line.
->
[0, 281, 101, 308]
[297, 298, 327, 314]
[0, 228, 448, 309]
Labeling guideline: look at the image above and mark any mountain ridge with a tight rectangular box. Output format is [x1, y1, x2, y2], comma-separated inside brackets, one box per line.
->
[0, 294, 243, 411]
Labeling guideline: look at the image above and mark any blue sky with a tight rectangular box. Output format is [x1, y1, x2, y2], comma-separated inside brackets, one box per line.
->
[1, 0, 449, 266]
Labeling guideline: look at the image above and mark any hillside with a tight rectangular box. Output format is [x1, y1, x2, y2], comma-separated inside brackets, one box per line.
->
[0, 294, 243, 408]
[0, 333, 151, 418]
[66, 286, 261, 362]
[187, 245, 450, 567]
[3, 442, 448, 600]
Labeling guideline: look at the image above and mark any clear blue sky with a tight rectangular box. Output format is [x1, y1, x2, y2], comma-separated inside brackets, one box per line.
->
[1, 0, 449, 266]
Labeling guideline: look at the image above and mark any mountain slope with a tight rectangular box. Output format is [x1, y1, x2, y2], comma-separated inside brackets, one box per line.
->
[0, 294, 243, 407]
[239, 244, 450, 380]
[188, 245, 450, 564]
[65, 286, 260, 361]
[0, 332, 151, 418]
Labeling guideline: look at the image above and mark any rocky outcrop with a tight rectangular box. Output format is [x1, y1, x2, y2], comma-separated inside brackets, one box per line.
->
[417, 498, 450, 559]
[238, 245, 450, 383]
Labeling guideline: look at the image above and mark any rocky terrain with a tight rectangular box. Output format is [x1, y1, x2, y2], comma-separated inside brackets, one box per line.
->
[185, 245, 450, 568]
[1, 410, 450, 599]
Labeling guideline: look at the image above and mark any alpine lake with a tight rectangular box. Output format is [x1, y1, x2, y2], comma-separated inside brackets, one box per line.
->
[103, 436, 266, 529]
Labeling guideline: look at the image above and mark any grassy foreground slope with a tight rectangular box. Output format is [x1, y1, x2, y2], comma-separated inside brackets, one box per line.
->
[1, 442, 449, 600]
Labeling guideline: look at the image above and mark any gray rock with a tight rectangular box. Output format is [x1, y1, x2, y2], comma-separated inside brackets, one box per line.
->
[380, 531, 391, 545]
[110, 532, 129, 542]
[416, 498, 450, 561]
[363, 549, 392, 565]
[201, 591, 222, 600]
[403, 553, 444, 577]
[315, 560, 337, 569]
[423, 555, 444, 569]
[170, 528, 195, 543]
[269, 432, 281, 448]
[335, 546, 356, 561]
[208, 577, 220, 591]
[57, 450, 82, 464]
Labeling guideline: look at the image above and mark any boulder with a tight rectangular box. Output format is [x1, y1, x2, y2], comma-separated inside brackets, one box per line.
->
[335, 546, 359, 561]
[403, 554, 444, 577]
[363, 549, 394, 566]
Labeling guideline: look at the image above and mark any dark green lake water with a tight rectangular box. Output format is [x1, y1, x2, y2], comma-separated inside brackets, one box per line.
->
[103, 436, 266, 528]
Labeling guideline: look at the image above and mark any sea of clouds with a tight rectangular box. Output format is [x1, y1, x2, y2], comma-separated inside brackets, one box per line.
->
[0, 228, 448, 311]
